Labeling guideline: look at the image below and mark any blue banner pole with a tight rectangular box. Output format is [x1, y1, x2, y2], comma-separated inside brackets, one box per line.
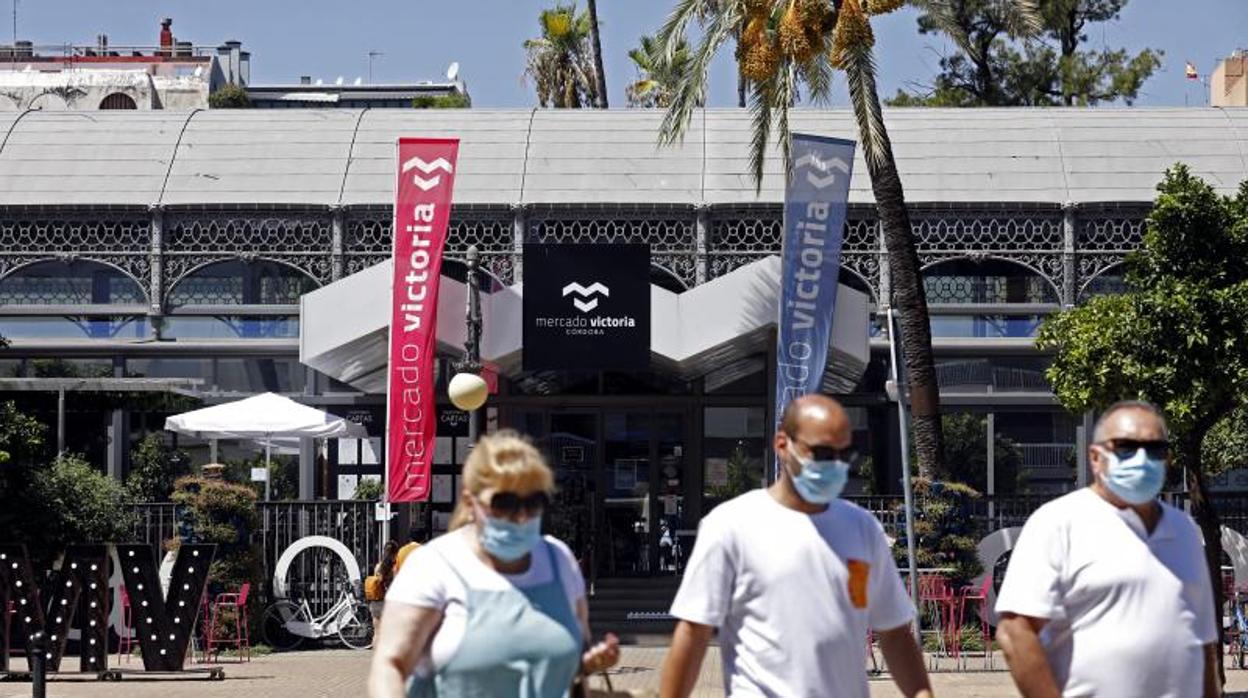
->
[773, 133, 857, 478]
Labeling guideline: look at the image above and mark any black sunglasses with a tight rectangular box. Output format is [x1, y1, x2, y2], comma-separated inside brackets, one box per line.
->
[485, 491, 550, 518]
[788, 435, 859, 464]
[1096, 438, 1170, 461]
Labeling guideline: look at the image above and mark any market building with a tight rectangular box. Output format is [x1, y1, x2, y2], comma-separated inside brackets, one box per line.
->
[0, 106, 1245, 579]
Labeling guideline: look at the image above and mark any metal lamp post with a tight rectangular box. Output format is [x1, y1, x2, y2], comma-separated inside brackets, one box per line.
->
[450, 245, 485, 445]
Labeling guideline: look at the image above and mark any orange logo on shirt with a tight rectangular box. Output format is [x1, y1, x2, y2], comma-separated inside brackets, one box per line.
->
[847, 559, 870, 609]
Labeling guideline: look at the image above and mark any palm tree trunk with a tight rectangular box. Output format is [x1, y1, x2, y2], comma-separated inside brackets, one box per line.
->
[586, 0, 609, 108]
[1184, 424, 1226, 685]
[855, 103, 945, 480]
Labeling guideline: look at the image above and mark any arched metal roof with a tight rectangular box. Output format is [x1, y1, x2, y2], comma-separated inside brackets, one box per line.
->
[0, 107, 1243, 207]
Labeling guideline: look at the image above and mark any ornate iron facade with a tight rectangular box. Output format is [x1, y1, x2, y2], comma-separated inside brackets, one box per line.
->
[0, 202, 1147, 311]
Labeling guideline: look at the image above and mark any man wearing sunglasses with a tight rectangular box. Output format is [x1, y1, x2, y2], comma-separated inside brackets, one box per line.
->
[996, 400, 1219, 697]
[661, 394, 932, 698]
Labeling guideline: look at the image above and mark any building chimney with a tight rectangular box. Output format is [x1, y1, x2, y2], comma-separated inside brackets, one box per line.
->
[159, 18, 173, 57]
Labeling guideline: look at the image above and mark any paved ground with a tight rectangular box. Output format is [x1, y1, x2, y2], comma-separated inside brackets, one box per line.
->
[6, 648, 1248, 697]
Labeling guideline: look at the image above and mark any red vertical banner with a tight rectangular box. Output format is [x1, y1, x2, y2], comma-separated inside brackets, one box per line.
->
[387, 138, 460, 503]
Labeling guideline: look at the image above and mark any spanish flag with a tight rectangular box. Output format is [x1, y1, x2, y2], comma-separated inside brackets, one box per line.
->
[1186, 62, 1199, 80]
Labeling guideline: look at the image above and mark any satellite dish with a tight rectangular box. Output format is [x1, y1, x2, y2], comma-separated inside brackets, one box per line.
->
[193, 65, 203, 78]
[335, 76, 344, 86]
[446, 62, 460, 82]
[315, 78, 323, 86]
[353, 77, 362, 86]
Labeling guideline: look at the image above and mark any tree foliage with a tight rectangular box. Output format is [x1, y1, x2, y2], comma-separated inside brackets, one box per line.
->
[891, 0, 1160, 106]
[412, 93, 472, 109]
[7, 454, 134, 570]
[941, 412, 1025, 494]
[353, 477, 383, 501]
[627, 34, 698, 108]
[125, 432, 192, 502]
[208, 84, 252, 109]
[524, 3, 601, 108]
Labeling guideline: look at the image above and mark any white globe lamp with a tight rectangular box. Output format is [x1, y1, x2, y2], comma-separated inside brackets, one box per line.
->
[448, 372, 488, 411]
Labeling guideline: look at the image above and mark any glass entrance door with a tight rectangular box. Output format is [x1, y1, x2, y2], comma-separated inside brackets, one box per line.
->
[532, 412, 597, 578]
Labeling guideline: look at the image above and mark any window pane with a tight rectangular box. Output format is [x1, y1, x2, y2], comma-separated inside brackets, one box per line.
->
[0, 261, 144, 305]
[703, 407, 766, 511]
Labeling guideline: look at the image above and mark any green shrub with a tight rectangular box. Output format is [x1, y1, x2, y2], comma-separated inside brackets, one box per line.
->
[894, 478, 984, 588]
[125, 432, 191, 502]
[411, 92, 471, 108]
[208, 84, 252, 109]
[353, 477, 383, 501]
[9, 454, 134, 569]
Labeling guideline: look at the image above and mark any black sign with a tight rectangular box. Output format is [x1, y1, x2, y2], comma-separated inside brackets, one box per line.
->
[523, 243, 651, 371]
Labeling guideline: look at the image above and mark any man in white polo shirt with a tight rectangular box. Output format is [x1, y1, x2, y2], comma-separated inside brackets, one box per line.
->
[996, 400, 1219, 697]
[660, 394, 931, 698]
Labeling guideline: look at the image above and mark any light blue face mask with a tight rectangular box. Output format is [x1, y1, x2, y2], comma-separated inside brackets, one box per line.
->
[787, 443, 850, 504]
[1099, 446, 1166, 505]
[478, 512, 543, 562]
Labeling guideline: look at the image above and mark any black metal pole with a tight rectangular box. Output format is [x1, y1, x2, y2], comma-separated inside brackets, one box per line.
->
[29, 630, 46, 698]
[460, 245, 483, 445]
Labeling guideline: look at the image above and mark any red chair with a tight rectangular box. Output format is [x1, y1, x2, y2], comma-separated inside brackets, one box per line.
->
[118, 586, 136, 662]
[206, 583, 251, 663]
[957, 575, 995, 669]
[918, 574, 959, 661]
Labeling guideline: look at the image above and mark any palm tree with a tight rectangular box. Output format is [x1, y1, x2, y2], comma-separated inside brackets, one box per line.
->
[627, 34, 697, 108]
[586, 0, 610, 108]
[524, 3, 601, 108]
[656, 0, 1039, 480]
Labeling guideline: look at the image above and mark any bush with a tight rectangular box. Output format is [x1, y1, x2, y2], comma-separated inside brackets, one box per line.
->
[208, 84, 252, 109]
[125, 432, 191, 502]
[893, 478, 984, 588]
[412, 92, 470, 109]
[11, 454, 134, 569]
[220, 454, 298, 501]
[353, 477, 383, 501]
[171, 475, 263, 632]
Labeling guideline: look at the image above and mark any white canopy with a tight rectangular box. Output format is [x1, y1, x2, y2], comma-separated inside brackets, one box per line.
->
[164, 392, 367, 441]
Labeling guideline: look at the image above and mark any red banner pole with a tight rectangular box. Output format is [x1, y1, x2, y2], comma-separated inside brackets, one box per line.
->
[386, 138, 460, 505]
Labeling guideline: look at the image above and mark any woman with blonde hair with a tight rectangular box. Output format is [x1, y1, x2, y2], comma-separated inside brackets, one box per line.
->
[369, 431, 619, 697]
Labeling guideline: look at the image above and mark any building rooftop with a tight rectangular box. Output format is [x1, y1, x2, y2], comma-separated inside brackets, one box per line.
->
[0, 107, 1243, 207]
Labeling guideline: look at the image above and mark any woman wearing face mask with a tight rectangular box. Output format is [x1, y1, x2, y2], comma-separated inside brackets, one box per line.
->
[368, 431, 620, 698]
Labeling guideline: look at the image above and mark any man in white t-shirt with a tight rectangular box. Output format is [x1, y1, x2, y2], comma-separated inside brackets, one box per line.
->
[660, 394, 931, 698]
[996, 400, 1220, 697]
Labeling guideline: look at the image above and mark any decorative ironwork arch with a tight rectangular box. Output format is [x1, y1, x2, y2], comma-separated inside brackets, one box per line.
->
[0, 258, 148, 305]
[1077, 262, 1128, 301]
[165, 258, 320, 306]
[921, 256, 1061, 305]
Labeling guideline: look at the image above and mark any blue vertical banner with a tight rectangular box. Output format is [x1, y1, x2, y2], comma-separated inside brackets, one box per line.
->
[774, 133, 856, 471]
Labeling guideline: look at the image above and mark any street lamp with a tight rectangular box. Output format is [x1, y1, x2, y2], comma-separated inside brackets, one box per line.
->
[448, 245, 486, 444]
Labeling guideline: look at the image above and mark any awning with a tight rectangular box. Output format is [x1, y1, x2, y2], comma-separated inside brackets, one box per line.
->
[299, 256, 871, 394]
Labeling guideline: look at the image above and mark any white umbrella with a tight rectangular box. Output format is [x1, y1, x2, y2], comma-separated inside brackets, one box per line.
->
[165, 393, 367, 499]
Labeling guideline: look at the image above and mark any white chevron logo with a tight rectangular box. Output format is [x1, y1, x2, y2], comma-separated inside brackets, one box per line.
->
[795, 151, 850, 189]
[401, 156, 454, 192]
[562, 281, 610, 313]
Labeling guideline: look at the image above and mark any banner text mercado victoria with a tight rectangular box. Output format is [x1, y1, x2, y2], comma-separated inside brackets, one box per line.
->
[774, 134, 855, 471]
[387, 138, 459, 503]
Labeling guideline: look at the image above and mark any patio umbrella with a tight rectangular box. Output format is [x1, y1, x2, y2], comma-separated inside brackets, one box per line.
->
[165, 392, 367, 499]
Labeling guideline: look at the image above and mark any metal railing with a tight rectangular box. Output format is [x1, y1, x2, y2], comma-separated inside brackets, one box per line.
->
[125, 502, 180, 556]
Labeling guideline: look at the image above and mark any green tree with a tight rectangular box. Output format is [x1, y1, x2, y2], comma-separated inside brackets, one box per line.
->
[657, 0, 1038, 478]
[125, 432, 192, 502]
[171, 476, 262, 632]
[1036, 165, 1248, 667]
[891, 0, 1161, 106]
[9, 454, 134, 570]
[627, 34, 697, 108]
[524, 3, 601, 108]
[940, 412, 1025, 494]
[353, 477, 383, 501]
[208, 84, 252, 109]
[412, 93, 472, 109]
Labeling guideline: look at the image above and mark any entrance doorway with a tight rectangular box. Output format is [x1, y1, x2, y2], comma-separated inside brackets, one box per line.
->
[508, 408, 693, 580]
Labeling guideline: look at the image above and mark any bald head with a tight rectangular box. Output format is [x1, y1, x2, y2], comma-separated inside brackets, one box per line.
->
[777, 394, 851, 451]
[1092, 400, 1169, 444]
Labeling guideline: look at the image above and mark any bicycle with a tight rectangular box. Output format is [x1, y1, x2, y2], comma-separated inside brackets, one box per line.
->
[261, 588, 374, 651]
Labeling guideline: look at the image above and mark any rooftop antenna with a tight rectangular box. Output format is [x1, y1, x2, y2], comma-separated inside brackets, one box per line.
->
[367, 50, 383, 83]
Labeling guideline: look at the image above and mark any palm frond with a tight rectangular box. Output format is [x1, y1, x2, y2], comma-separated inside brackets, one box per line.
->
[799, 29, 836, 106]
[659, 3, 739, 145]
[906, 0, 978, 60]
[773, 61, 798, 180]
[1000, 0, 1042, 37]
[839, 37, 890, 168]
[657, 0, 725, 63]
[747, 78, 775, 192]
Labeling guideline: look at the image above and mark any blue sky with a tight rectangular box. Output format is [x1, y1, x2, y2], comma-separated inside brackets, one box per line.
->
[17, 0, 1248, 108]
